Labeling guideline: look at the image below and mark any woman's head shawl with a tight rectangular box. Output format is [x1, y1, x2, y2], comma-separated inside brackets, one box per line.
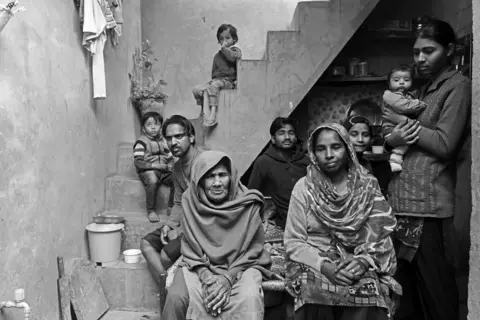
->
[180, 150, 273, 278]
[306, 123, 378, 232]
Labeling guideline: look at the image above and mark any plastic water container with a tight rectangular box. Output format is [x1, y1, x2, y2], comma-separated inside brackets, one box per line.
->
[86, 223, 124, 263]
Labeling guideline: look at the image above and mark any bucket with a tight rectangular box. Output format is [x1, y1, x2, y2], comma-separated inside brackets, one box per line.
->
[86, 223, 124, 263]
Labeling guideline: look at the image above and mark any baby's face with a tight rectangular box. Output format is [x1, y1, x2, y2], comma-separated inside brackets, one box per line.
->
[218, 29, 235, 47]
[389, 70, 412, 92]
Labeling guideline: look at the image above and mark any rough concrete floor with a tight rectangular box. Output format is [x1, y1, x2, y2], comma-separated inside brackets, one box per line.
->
[101, 310, 159, 320]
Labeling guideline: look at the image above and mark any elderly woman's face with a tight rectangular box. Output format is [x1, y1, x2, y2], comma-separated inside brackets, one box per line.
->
[314, 129, 348, 174]
[348, 123, 371, 153]
[201, 163, 231, 204]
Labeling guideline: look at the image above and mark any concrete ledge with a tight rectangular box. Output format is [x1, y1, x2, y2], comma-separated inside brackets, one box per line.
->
[122, 216, 166, 251]
[105, 175, 170, 213]
[95, 258, 161, 313]
[100, 310, 158, 320]
[116, 143, 138, 178]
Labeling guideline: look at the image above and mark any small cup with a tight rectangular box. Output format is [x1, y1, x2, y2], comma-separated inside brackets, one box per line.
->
[123, 249, 142, 264]
[372, 145, 384, 154]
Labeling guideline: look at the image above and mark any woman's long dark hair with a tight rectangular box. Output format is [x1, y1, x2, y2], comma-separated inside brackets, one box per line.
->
[416, 17, 456, 53]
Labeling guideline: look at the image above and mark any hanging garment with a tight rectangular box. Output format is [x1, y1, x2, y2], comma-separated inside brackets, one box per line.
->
[82, 0, 107, 99]
[111, 0, 123, 46]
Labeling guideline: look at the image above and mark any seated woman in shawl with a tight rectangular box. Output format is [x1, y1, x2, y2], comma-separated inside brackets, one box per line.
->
[284, 123, 401, 320]
[163, 150, 274, 320]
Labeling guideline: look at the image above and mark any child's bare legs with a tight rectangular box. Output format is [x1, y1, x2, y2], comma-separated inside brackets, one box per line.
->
[193, 78, 234, 127]
[138, 170, 161, 222]
[192, 84, 208, 117]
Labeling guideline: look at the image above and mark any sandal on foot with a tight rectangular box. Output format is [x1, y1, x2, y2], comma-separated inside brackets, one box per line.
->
[203, 120, 218, 127]
[148, 212, 160, 222]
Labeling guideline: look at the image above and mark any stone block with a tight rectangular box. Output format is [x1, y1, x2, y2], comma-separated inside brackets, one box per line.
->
[100, 310, 158, 320]
[117, 142, 137, 178]
[236, 60, 267, 92]
[121, 216, 167, 251]
[105, 175, 170, 213]
[95, 258, 161, 312]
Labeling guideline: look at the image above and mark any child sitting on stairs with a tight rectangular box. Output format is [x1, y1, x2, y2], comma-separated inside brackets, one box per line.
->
[133, 112, 174, 222]
[192, 23, 242, 127]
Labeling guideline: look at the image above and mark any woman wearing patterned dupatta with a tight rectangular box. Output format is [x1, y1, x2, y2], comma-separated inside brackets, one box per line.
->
[284, 123, 401, 320]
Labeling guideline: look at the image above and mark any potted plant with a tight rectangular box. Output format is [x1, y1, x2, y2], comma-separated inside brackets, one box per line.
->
[129, 39, 168, 116]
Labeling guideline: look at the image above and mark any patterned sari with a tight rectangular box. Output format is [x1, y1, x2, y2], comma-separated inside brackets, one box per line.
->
[284, 123, 401, 318]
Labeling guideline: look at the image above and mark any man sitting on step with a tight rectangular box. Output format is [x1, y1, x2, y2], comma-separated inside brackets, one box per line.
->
[141, 115, 203, 286]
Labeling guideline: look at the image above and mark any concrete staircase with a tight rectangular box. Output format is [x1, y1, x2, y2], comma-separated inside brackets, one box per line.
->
[203, 0, 380, 174]
[89, 2, 381, 316]
[100, 142, 171, 252]
[88, 144, 164, 317]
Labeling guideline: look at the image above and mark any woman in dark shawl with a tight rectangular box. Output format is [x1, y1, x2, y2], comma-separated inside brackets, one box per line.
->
[284, 123, 400, 320]
[179, 150, 274, 319]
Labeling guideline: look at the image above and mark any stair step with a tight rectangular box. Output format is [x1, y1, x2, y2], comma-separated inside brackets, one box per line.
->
[105, 175, 171, 213]
[117, 142, 138, 178]
[101, 309, 158, 320]
[236, 60, 267, 92]
[290, 0, 332, 31]
[121, 215, 168, 251]
[266, 30, 300, 61]
[95, 258, 161, 313]
[207, 0, 380, 174]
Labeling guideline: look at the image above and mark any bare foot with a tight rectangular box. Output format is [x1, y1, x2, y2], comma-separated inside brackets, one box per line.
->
[148, 212, 160, 222]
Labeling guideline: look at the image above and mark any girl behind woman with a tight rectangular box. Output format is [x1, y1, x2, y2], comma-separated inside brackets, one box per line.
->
[343, 115, 392, 197]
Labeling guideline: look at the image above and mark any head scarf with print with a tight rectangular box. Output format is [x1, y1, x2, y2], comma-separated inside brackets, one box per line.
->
[306, 123, 378, 233]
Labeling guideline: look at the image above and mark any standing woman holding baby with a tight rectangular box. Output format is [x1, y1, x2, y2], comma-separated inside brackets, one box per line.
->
[384, 18, 471, 320]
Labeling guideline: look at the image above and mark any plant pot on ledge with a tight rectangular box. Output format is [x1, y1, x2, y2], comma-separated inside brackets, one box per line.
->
[136, 98, 165, 117]
[129, 40, 168, 117]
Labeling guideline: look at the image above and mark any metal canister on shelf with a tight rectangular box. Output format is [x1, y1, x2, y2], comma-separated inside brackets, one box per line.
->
[357, 61, 368, 76]
[348, 58, 360, 77]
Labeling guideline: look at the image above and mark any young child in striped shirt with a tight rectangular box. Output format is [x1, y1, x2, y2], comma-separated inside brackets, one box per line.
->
[133, 112, 174, 222]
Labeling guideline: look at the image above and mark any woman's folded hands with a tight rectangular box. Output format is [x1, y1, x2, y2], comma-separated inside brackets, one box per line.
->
[201, 272, 233, 317]
[321, 257, 368, 286]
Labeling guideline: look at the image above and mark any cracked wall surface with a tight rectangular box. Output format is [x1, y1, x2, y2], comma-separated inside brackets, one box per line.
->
[468, 1, 479, 319]
[0, 1, 141, 319]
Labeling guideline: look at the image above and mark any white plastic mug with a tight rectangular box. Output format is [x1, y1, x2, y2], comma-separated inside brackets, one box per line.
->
[123, 249, 142, 264]
[372, 146, 384, 154]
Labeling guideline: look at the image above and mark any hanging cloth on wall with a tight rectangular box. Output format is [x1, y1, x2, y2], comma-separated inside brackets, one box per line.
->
[82, 0, 107, 99]
[110, 0, 123, 46]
